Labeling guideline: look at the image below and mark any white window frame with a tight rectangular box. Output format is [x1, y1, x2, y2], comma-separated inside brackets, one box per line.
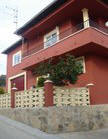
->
[12, 51, 22, 66]
[76, 56, 86, 73]
[44, 27, 59, 48]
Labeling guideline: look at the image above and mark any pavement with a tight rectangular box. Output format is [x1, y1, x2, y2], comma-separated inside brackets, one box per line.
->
[58, 129, 108, 139]
[0, 115, 108, 139]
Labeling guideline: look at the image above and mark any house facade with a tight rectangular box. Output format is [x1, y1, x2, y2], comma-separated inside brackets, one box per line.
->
[3, 0, 108, 105]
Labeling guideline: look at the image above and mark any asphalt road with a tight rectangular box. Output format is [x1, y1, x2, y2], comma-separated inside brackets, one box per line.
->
[58, 129, 108, 139]
[0, 115, 108, 139]
[0, 115, 61, 139]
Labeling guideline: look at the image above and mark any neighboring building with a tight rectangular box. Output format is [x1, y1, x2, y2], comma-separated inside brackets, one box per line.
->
[2, 0, 108, 104]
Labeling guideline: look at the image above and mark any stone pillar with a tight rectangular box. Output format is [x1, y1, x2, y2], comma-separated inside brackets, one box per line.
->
[44, 80, 53, 107]
[11, 84, 18, 108]
[82, 8, 90, 28]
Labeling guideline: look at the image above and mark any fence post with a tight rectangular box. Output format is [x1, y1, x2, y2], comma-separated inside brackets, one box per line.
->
[86, 83, 94, 105]
[11, 85, 17, 108]
[44, 80, 53, 107]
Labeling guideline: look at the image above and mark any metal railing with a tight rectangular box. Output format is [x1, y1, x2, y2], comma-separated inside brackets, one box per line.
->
[89, 19, 108, 34]
[22, 20, 108, 58]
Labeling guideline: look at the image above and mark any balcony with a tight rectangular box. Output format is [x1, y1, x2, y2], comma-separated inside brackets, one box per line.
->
[22, 20, 108, 59]
[21, 20, 108, 70]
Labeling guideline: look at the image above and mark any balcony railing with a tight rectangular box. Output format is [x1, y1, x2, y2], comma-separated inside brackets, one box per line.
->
[89, 20, 108, 34]
[22, 20, 108, 58]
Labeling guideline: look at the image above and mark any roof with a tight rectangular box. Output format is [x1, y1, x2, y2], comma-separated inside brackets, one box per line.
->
[15, 0, 68, 35]
[2, 39, 22, 54]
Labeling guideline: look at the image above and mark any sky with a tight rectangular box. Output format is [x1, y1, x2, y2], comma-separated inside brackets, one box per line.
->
[0, 0, 54, 75]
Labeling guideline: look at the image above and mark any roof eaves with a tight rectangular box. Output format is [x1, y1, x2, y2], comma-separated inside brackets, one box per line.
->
[2, 39, 22, 54]
[15, 0, 67, 35]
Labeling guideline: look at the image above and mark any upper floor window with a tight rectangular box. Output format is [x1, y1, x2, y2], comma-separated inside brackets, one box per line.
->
[44, 27, 59, 48]
[13, 51, 21, 66]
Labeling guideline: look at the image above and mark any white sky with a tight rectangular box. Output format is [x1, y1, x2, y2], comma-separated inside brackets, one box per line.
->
[0, 0, 54, 75]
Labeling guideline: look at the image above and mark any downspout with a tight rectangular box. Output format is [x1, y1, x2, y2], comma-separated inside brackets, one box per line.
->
[21, 37, 25, 57]
[21, 37, 28, 90]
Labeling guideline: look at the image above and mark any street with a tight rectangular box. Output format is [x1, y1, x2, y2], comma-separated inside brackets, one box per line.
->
[0, 115, 108, 139]
[0, 115, 60, 139]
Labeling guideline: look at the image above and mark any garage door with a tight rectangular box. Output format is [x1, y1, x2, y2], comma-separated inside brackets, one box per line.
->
[11, 75, 24, 91]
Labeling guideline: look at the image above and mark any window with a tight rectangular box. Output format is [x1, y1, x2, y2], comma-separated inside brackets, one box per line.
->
[76, 56, 86, 73]
[44, 27, 59, 48]
[13, 51, 21, 66]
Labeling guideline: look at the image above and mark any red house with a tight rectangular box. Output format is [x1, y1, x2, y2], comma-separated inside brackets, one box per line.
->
[3, 0, 108, 105]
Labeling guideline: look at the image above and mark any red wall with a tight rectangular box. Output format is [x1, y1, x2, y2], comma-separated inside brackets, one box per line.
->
[26, 35, 44, 55]
[67, 54, 108, 105]
[68, 55, 94, 88]
[59, 19, 72, 39]
[6, 45, 36, 91]
[91, 55, 108, 104]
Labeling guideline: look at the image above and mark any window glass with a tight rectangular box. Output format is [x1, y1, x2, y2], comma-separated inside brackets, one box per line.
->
[46, 36, 52, 47]
[13, 51, 21, 66]
[52, 33, 57, 44]
[44, 28, 59, 48]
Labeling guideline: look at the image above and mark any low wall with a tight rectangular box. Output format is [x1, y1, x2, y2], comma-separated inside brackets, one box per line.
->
[0, 105, 108, 133]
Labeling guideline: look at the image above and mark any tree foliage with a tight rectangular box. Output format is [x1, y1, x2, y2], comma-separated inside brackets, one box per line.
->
[35, 55, 83, 86]
[37, 77, 46, 87]
[0, 87, 5, 94]
[0, 75, 6, 87]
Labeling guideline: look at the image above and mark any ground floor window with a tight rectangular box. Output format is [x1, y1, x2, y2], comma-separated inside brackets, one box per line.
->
[76, 56, 86, 73]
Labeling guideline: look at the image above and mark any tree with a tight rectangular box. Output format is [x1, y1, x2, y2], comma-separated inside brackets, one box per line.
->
[35, 55, 83, 86]
[0, 87, 5, 94]
[0, 75, 6, 87]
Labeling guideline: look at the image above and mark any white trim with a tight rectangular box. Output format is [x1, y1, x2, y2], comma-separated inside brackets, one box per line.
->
[82, 8, 90, 28]
[8, 72, 26, 93]
[12, 51, 22, 66]
[44, 26, 59, 48]
[76, 56, 86, 74]
[91, 27, 108, 36]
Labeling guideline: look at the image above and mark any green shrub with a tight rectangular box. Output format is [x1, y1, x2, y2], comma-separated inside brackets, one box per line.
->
[37, 77, 46, 87]
[0, 75, 6, 87]
[35, 55, 83, 86]
[0, 87, 5, 94]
